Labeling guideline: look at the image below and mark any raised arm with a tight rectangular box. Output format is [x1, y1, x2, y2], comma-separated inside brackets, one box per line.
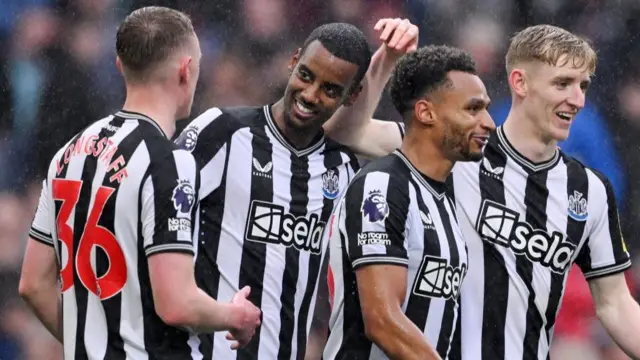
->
[323, 18, 414, 159]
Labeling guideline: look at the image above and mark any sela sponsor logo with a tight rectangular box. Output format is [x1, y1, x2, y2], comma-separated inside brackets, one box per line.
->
[322, 168, 340, 199]
[172, 180, 196, 214]
[357, 231, 391, 246]
[477, 200, 576, 273]
[481, 157, 504, 179]
[168, 218, 191, 232]
[568, 190, 588, 221]
[413, 255, 467, 300]
[175, 125, 199, 152]
[252, 158, 273, 179]
[361, 189, 389, 223]
[245, 200, 324, 254]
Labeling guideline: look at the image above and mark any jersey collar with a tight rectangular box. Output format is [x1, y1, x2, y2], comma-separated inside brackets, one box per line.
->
[393, 150, 447, 200]
[263, 105, 326, 157]
[496, 126, 561, 173]
[115, 110, 167, 138]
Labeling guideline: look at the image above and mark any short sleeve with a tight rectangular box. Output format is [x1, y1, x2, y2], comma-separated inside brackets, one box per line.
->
[342, 171, 411, 269]
[29, 180, 55, 246]
[576, 171, 631, 280]
[141, 149, 200, 257]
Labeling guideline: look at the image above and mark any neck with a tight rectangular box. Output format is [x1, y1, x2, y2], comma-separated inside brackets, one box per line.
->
[400, 130, 453, 183]
[121, 84, 179, 139]
[271, 98, 320, 149]
[502, 108, 557, 163]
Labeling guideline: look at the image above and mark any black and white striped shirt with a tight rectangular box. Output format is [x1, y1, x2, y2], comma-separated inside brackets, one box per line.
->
[446, 126, 632, 360]
[29, 110, 199, 360]
[175, 105, 358, 360]
[323, 150, 467, 360]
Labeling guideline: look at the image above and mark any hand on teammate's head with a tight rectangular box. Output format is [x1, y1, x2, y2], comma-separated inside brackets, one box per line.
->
[374, 18, 419, 55]
[228, 286, 262, 349]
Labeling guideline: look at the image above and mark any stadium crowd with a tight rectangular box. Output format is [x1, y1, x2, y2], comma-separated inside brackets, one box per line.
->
[2, 0, 640, 359]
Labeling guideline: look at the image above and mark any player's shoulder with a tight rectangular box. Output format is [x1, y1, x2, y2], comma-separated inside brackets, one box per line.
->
[352, 152, 411, 186]
[560, 151, 613, 194]
[176, 106, 263, 150]
[188, 105, 263, 131]
[322, 137, 359, 162]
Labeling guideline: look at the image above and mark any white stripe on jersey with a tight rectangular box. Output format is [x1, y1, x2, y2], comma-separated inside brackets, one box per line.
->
[452, 126, 631, 360]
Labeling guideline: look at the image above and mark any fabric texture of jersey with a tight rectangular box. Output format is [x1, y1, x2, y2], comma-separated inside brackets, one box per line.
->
[29, 111, 200, 360]
[449, 126, 631, 360]
[174, 105, 358, 360]
[323, 150, 467, 360]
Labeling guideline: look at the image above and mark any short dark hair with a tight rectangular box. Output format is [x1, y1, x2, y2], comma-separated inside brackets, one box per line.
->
[389, 45, 477, 115]
[116, 6, 194, 81]
[300, 23, 372, 92]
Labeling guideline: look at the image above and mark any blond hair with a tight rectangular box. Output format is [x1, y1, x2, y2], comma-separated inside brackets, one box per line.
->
[506, 24, 596, 75]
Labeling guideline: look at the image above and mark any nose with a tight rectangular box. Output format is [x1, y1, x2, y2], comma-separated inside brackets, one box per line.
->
[480, 112, 496, 132]
[566, 84, 586, 109]
[300, 83, 321, 105]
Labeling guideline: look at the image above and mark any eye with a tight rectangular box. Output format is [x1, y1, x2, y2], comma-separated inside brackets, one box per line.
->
[324, 86, 340, 98]
[555, 81, 569, 90]
[298, 69, 311, 82]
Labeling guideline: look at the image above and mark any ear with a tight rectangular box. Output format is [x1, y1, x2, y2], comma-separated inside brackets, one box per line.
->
[509, 67, 528, 98]
[115, 56, 123, 75]
[288, 48, 301, 73]
[342, 83, 363, 107]
[178, 56, 193, 85]
[414, 98, 436, 126]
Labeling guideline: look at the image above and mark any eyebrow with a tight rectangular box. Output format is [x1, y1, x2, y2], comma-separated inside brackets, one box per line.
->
[553, 75, 591, 85]
[467, 97, 491, 108]
[298, 64, 346, 90]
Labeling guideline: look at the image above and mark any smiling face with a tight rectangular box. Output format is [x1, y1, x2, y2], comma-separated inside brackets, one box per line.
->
[430, 71, 495, 162]
[518, 57, 591, 142]
[282, 40, 361, 133]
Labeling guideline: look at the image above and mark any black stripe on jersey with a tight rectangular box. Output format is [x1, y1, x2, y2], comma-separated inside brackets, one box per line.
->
[335, 175, 369, 359]
[237, 125, 274, 360]
[404, 176, 438, 336]
[520, 171, 549, 360]
[73, 124, 111, 360]
[194, 146, 232, 359]
[295, 149, 345, 360]
[477, 142, 509, 360]
[99, 118, 138, 360]
[435, 198, 461, 358]
[544, 159, 589, 348]
[139, 121, 192, 357]
[277, 153, 311, 359]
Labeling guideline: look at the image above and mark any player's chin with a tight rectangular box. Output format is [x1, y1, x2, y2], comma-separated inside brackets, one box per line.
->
[459, 148, 484, 162]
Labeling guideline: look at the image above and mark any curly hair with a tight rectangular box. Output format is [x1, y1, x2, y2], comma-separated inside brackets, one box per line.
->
[389, 45, 477, 115]
[300, 23, 372, 93]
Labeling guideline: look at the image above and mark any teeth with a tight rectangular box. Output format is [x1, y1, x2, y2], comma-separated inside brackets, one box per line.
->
[296, 101, 313, 114]
[557, 112, 573, 120]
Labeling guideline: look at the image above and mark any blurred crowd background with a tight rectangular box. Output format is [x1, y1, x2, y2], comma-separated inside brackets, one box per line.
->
[2, 0, 640, 359]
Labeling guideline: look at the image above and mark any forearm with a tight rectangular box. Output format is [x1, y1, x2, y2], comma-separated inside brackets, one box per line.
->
[368, 313, 441, 360]
[597, 294, 640, 359]
[325, 45, 397, 145]
[21, 282, 62, 342]
[176, 288, 238, 334]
